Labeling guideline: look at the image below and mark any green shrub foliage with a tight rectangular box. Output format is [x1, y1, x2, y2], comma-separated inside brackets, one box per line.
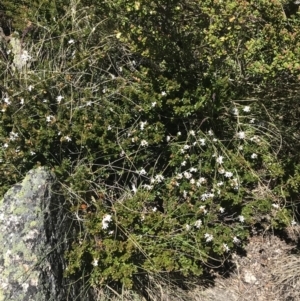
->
[1, 0, 300, 292]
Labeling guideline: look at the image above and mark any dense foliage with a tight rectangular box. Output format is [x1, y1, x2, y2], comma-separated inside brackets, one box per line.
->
[1, 0, 300, 296]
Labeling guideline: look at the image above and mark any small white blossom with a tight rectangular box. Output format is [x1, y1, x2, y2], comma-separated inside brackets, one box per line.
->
[183, 144, 190, 150]
[107, 125, 112, 130]
[183, 190, 187, 199]
[92, 258, 98, 267]
[28, 85, 34, 92]
[223, 243, 230, 252]
[177, 131, 181, 136]
[185, 224, 191, 231]
[194, 220, 202, 229]
[151, 102, 157, 107]
[233, 236, 241, 244]
[9, 131, 18, 141]
[219, 207, 225, 213]
[86, 101, 92, 106]
[64, 136, 71, 142]
[143, 184, 153, 190]
[131, 184, 137, 194]
[56, 95, 64, 104]
[166, 136, 171, 142]
[189, 130, 196, 136]
[140, 139, 148, 147]
[272, 203, 280, 209]
[3, 98, 11, 105]
[238, 145, 243, 150]
[218, 168, 225, 174]
[199, 138, 206, 146]
[140, 121, 147, 130]
[243, 106, 251, 112]
[190, 178, 195, 184]
[30, 151, 36, 155]
[291, 219, 297, 226]
[181, 161, 187, 166]
[190, 167, 197, 172]
[213, 138, 218, 142]
[224, 171, 233, 178]
[155, 174, 164, 183]
[161, 91, 167, 96]
[250, 118, 255, 124]
[102, 88, 106, 93]
[152, 207, 157, 212]
[231, 107, 239, 115]
[102, 214, 112, 229]
[119, 67, 123, 72]
[208, 130, 214, 136]
[43, 99, 48, 103]
[251, 153, 258, 159]
[184, 171, 192, 179]
[68, 39, 75, 44]
[138, 168, 147, 175]
[204, 233, 213, 242]
[176, 173, 183, 179]
[217, 181, 224, 187]
[20, 50, 31, 62]
[3, 143, 8, 148]
[20, 98, 24, 105]
[238, 215, 245, 223]
[216, 155, 224, 164]
[46, 115, 53, 122]
[237, 131, 246, 139]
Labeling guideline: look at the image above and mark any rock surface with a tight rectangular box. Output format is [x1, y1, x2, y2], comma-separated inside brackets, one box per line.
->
[0, 167, 92, 301]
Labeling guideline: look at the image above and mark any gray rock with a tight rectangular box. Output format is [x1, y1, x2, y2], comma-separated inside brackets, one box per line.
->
[0, 167, 93, 301]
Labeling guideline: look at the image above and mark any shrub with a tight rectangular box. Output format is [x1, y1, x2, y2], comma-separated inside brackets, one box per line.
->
[0, 0, 300, 297]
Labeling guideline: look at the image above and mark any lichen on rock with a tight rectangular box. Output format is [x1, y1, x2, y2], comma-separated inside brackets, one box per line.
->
[0, 167, 90, 301]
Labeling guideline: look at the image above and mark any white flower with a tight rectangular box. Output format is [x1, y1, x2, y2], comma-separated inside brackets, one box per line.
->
[237, 131, 246, 139]
[177, 131, 181, 136]
[140, 121, 147, 130]
[3, 98, 11, 105]
[152, 207, 157, 212]
[208, 130, 214, 136]
[30, 151, 36, 155]
[183, 190, 187, 198]
[119, 67, 123, 72]
[68, 39, 75, 44]
[238, 145, 243, 150]
[86, 101, 92, 106]
[272, 203, 279, 209]
[176, 173, 183, 179]
[143, 184, 153, 190]
[219, 207, 225, 213]
[194, 220, 202, 229]
[213, 138, 218, 142]
[238, 215, 245, 223]
[92, 258, 98, 267]
[190, 178, 195, 184]
[46, 115, 53, 122]
[43, 99, 48, 103]
[65, 136, 72, 142]
[217, 181, 224, 187]
[224, 171, 233, 178]
[181, 161, 187, 166]
[231, 107, 239, 115]
[189, 130, 196, 136]
[20, 98, 24, 105]
[250, 118, 255, 124]
[155, 174, 164, 183]
[216, 155, 224, 164]
[28, 85, 34, 92]
[251, 153, 258, 159]
[56, 95, 64, 104]
[161, 91, 167, 96]
[291, 219, 297, 226]
[3, 143, 8, 148]
[184, 171, 192, 179]
[233, 236, 241, 244]
[223, 243, 230, 252]
[185, 224, 191, 231]
[20, 50, 31, 62]
[166, 136, 171, 142]
[183, 144, 190, 150]
[140, 139, 148, 147]
[9, 131, 18, 141]
[138, 168, 147, 175]
[190, 167, 197, 172]
[243, 106, 251, 112]
[102, 214, 112, 229]
[199, 138, 206, 146]
[204, 233, 213, 242]
[151, 102, 157, 107]
[131, 184, 137, 194]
